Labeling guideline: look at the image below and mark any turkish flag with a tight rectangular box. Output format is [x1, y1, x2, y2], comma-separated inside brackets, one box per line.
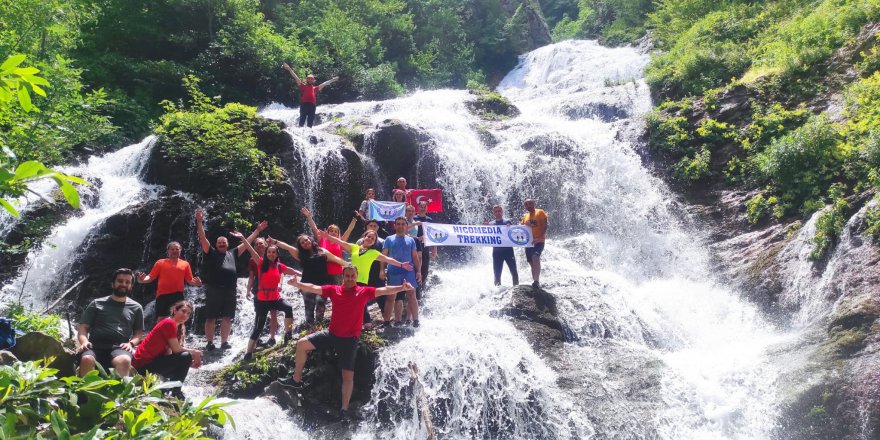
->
[408, 189, 443, 213]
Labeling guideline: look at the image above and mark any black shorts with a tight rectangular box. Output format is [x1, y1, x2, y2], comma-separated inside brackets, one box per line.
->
[155, 292, 185, 318]
[204, 285, 237, 319]
[307, 330, 358, 371]
[77, 346, 132, 370]
[525, 242, 545, 263]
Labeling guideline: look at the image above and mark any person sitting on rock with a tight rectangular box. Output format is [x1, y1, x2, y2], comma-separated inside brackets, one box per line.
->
[302, 207, 356, 285]
[281, 63, 338, 128]
[77, 268, 145, 377]
[232, 231, 301, 360]
[132, 300, 202, 400]
[137, 241, 202, 320]
[196, 209, 267, 351]
[322, 230, 413, 329]
[281, 264, 412, 419]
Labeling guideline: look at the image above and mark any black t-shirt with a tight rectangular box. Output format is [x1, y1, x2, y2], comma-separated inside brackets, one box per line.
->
[203, 246, 239, 288]
[413, 215, 432, 251]
[300, 252, 329, 285]
[80, 296, 144, 349]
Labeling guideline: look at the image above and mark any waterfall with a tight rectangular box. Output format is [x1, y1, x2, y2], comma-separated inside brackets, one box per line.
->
[0, 136, 159, 307]
[1, 40, 802, 439]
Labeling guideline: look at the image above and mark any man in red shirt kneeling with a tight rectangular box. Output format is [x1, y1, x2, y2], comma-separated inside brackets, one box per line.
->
[283, 264, 411, 419]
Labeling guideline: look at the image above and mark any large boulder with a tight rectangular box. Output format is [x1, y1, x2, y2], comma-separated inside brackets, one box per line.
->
[358, 119, 440, 196]
[11, 332, 76, 377]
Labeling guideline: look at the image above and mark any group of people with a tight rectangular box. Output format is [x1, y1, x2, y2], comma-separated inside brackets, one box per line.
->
[75, 175, 549, 418]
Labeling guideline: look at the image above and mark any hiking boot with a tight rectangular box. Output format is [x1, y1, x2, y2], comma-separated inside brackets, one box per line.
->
[531, 281, 540, 288]
[266, 338, 277, 346]
[242, 352, 253, 361]
[220, 342, 231, 350]
[412, 319, 420, 328]
[205, 342, 216, 351]
[279, 377, 304, 389]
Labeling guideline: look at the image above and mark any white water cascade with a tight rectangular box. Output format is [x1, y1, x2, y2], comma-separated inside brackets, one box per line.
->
[0, 40, 800, 439]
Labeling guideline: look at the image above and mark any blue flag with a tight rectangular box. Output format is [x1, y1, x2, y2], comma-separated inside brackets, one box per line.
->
[368, 200, 406, 221]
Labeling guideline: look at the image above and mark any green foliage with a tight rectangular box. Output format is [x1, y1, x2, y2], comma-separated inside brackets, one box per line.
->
[746, 193, 783, 225]
[673, 148, 711, 181]
[752, 116, 847, 214]
[5, 303, 63, 340]
[810, 194, 849, 261]
[646, 112, 691, 156]
[743, 103, 811, 150]
[864, 201, 880, 241]
[551, 0, 652, 45]
[0, 360, 233, 438]
[155, 76, 284, 229]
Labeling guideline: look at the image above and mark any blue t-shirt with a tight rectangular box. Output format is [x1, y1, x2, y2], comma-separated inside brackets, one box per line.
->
[383, 234, 416, 275]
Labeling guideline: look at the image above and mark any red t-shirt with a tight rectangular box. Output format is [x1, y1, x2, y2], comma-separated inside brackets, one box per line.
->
[147, 259, 193, 296]
[132, 318, 178, 369]
[257, 258, 287, 301]
[321, 285, 376, 338]
[299, 83, 320, 104]
[320, 237, 343, 276]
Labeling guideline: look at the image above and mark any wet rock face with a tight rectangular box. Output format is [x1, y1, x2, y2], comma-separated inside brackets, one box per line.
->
[65, 193, 199, 311]
[361, 119, 439, 192]
[501, 285, 664, 438]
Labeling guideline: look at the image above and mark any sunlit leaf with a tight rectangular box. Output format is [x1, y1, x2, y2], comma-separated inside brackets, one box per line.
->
[0, 54, 26, 73]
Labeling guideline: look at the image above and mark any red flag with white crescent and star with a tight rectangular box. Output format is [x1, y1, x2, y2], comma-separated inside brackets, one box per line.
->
[408, 189, 443, 213]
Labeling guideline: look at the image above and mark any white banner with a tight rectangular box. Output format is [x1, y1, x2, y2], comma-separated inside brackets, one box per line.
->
[423, 223, 533, 247]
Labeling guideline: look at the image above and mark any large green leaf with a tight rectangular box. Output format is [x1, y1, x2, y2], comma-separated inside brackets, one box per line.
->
[0, 54, 26, 73]
[0, 199, 18, 217]
[13, 161, 46, 181]
[17, 86, 32, 112]
[53, 177, 80, 209]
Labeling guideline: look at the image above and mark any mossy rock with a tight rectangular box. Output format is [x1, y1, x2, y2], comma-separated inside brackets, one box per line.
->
[465, 90, 520, 121]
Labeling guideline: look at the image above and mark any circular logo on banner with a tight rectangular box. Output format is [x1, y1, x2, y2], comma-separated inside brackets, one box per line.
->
[425, 226, 449, 243]
[508, 226, 531, 246]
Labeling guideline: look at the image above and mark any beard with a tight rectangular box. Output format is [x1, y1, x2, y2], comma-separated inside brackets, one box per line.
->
[112, 287, 130, 298]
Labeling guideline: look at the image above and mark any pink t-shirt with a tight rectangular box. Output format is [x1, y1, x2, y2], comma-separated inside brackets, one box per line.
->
[321, 237, 343, 275]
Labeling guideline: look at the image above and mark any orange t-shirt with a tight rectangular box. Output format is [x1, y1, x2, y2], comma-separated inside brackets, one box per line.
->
[147, 258, 193, 296]
[521, 209, 549, 243]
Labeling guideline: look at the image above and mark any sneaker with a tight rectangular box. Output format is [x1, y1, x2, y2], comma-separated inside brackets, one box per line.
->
[256, 339, 269, 347]
[403, 320, 412, 327]
[338, 408, 351, 421]
[242, 352, 253, 361]
[279, 377, 304, 389]
[220, 342, 231, 350]
[266, 338, 277, 346]
[205, 342, 216, 351]
[532, 281, 540, 288]
[412, 319, 420, 328]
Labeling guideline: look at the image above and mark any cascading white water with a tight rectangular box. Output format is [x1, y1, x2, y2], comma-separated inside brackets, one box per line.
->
[1, 39, 801, 439]
[0, 136, 160, 307]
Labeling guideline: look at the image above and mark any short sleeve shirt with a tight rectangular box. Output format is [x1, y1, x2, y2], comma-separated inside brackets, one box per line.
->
[202, 247, 238, 288]
[320, 238, 344, 276]
[299, 83, 319, 104]
[257, 259, 288, 301]
[320, 285, 376, 338]
[147, 259, 194, 296]
[383, 235, 416, 276]
[80, 296, 144, 349]
[521, 209, 549, 243]
[350, 244, 381, 285]
[132, 318, 177, 369]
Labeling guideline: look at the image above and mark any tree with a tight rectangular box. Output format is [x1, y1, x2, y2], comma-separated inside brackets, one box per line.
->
[0, 54, 88, 217]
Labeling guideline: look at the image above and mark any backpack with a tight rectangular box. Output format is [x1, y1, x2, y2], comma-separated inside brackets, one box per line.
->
[0, 318, 19, 350]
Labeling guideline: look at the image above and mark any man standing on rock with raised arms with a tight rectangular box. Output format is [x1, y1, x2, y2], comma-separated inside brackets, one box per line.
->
[521, 198, 549, 288]
[281, 63, 339, 128]
[196, 209, 267, 351]
[137, 241, 202, 320]
[282, 264, 412, 420]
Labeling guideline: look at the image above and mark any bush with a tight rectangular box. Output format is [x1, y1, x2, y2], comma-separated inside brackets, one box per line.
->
[673, 148, 711, 181]
[646, 112, 692, 156]
[810, 196, 849, 261]
[0, 360, 233, 438]
[752, 116, 847, 213]
[155, 76, 285, 228]
[6, 303, 63, 340]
